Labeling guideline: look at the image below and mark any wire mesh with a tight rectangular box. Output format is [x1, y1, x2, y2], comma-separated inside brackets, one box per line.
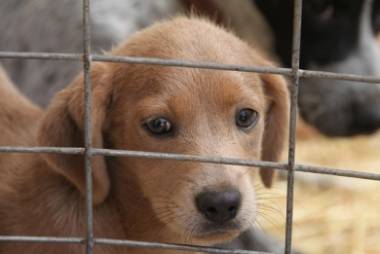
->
[0, 0, 378, 253]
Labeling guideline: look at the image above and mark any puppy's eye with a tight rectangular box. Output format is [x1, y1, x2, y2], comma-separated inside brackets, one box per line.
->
[144, 117, 173, 135]
[235, 108, 259, 129]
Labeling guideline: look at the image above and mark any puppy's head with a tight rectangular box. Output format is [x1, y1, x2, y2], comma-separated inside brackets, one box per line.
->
[38, 17, 289, 244]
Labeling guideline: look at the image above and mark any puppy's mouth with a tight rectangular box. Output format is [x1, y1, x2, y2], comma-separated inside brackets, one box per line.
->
[188, 220, 243, 244]
[193, 221, 243, 239]
[197, 221, 241, 236]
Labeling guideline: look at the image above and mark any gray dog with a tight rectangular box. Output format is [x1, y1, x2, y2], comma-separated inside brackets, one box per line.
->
[2, 0, 380, 137]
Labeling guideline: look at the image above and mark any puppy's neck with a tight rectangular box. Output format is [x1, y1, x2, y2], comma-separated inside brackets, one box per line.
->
[0, 155, 124, 240]
[0, 155, 179, 254]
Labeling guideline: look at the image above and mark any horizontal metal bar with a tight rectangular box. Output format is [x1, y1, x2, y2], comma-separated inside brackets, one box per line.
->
[0, 236, 83, 244]
[96, 148, 380, 181]
[95, 238, 271, 254]
[0, 146, 284, 170]
[1, 146, 380, 181]
[0, 51, 290, 75]
[0, 52, 81, 61]
[91, 148, 286, 169]
[295, 164, 380, 181]
[39, 148, 380, 181]
[0, 146, 84, 154]
[92, 55, 291, 75]
[299, 69, 380, 84]
[1, 51, 380, 84]
[0, 236, 271, 253]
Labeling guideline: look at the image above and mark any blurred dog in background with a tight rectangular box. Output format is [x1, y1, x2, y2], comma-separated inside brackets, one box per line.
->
[0, 0, 182, 106]
[1, 0, 380, 136]
[256, 0, 380, 136]
[186, 0, 380, 136]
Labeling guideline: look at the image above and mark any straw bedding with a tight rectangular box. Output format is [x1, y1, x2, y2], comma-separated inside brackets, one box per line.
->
[258, 130, 380, 254]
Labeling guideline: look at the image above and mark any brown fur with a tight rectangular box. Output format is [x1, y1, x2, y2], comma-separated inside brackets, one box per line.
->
[0, 66, 43, 189]
[0, 66, 42, 146]
[0, 17, 289, 253]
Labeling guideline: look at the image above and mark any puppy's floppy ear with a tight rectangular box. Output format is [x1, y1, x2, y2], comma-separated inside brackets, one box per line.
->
[260, 73, 290, 188]
[38, 63, 113, 205]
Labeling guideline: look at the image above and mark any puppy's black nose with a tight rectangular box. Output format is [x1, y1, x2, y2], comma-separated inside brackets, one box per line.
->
[196, 189, 241, 224]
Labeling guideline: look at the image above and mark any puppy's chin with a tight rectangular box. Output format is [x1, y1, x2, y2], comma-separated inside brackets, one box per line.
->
[159, 215, 245, 245]
[185, 211, 256, 245]
[190, 222, 242, 245]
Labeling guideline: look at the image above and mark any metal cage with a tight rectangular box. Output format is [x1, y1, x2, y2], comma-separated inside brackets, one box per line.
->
[1, 0, 380, 253]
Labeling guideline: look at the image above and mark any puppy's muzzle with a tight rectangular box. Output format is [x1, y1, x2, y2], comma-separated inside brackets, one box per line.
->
[195, 189, 241, 224]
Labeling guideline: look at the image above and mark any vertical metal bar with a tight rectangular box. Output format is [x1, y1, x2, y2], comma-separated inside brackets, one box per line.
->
[82, 0, 94, 254]
[285, 0, 302, 253]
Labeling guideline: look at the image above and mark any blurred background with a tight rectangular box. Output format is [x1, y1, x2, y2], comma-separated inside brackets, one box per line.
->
[1, 0, 380, 253]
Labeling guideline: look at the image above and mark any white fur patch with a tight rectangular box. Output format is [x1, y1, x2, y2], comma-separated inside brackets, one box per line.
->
[91, 0, 183, 44]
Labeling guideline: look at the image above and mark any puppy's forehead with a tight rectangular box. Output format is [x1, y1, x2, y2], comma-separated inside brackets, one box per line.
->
[126, 67, 265, 116]
[113, 18, 267, 110]
[163, 68, 263, 107]
[113, 17, 260, 66]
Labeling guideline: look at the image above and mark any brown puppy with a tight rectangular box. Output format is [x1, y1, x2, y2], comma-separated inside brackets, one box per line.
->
[0, 17, 289, 253]
[0, 66, 43, 199]
[0, 66, 42, 147]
